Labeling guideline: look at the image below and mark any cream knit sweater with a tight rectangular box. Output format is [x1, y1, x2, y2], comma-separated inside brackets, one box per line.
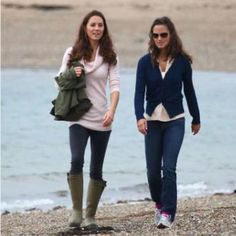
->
[57, 47, 120, 131]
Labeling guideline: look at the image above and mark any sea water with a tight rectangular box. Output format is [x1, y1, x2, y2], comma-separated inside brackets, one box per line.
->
[1, 68, 236, 212]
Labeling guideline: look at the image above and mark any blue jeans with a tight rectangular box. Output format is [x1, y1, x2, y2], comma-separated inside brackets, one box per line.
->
[145, 118, 185, 221]
[69, 124, 111, 180]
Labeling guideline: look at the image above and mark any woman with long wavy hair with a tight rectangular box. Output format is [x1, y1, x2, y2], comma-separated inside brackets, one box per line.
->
[56, 10, 120, 229]
[134, 16, 200, 228]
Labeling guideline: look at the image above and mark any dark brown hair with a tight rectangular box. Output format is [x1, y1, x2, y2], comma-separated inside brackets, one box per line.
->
[68, 10, 117, 67]
[148, 16, 192, 65]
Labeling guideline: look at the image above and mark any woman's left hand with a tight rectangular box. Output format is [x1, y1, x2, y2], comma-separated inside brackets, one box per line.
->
[103, 110, 114, 127]
[192, 124, 201, 135]
[74, 66, 84, 78]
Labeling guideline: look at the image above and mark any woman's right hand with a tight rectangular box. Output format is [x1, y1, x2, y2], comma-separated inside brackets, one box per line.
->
[74, 66, 84, 78]
[137, 118, 148, 135]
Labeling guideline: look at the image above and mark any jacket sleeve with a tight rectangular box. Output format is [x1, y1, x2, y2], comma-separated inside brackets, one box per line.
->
[134, 57, 146, 121]
[55, 67, 78, 90]
[55, 59, 86, 91]
[183, 60, 200, 125]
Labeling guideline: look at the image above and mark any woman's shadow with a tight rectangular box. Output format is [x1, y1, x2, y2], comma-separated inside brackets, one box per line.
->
[57, 225, 117, 235]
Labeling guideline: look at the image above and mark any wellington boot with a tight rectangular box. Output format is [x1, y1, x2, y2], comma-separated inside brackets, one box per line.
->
[67, 173, 83, 227]
[84, 178, 106, 229]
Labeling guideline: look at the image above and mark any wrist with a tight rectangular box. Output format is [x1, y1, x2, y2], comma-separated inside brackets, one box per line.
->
[109, 107, 116, 114]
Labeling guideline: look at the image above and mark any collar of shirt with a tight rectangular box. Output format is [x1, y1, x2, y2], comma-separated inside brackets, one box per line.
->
[158, 58, 175, 79]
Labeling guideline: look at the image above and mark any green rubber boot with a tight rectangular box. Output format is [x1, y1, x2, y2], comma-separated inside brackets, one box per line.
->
[67, 173, 83, 227]
[84, 178, 106, 229]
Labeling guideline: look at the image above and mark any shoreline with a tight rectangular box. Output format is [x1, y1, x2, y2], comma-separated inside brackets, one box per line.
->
[2, 192, 236, 235]
[2, 189, 235, 215]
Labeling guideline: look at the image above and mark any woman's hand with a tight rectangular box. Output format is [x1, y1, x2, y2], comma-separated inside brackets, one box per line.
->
[137, 118, 148, 135]
[74, 66, 84, 78]
[192, 124, 201, 135]
[103, 110, 114, 127]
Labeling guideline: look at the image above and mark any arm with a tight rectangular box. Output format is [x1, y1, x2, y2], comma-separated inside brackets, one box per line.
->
[103, 91, 120, 127]
[134, 58, 146, 121]
[54, 47, 72, 90]
[183, 60, 201, 134]
[134, 58, 147, 135]
[109, 91, 120, 114]
[103, 58, 120, 127]
[57, 47, 72, 76]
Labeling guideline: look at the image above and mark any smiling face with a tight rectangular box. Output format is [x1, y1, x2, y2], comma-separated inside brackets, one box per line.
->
[86, 15, 105, 43]
[152, 24, 170, 50]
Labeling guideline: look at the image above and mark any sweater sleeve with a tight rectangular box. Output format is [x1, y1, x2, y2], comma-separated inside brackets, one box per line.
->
[183, 60, 201, 124]
[108, 57, 120, 93]
[54, 47, 72, 90]
[134, 57, 146, 121]
[57, 47, 73, 76]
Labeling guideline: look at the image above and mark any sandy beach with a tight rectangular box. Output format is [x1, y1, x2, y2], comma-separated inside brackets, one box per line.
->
[1, 0, 236, 71]
[2, 1, 236, 235]
[2, 193, 236, 235]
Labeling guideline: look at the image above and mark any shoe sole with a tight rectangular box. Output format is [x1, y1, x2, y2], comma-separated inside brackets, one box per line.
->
[157, 223, 171, 229]
[69, 223, 81, 228]
[84, 223, 98, 230]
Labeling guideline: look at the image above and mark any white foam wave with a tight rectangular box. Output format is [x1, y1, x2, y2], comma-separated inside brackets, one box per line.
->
[1, 199, 54, 211]
[178, 181, 209, 197]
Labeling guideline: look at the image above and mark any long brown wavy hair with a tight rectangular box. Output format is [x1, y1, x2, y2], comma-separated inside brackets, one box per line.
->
[148, 16, 192, 65]
[68, 10, 117, 67]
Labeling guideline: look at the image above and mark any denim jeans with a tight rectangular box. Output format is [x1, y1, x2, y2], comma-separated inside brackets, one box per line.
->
[145, 118, 185, 221]
[69, 124, 111, 180]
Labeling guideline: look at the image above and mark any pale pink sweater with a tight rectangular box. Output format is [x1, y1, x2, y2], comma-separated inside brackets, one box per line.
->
[57, 47, 120, 131]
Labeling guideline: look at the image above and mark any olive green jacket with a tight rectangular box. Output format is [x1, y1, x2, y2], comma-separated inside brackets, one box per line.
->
[50, 61, 92, 121]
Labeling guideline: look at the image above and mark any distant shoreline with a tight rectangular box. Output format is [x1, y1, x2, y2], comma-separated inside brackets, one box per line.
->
[2, 67, 236, 74]
[2, 0, 236, 72]
[2, 192, 236, 235]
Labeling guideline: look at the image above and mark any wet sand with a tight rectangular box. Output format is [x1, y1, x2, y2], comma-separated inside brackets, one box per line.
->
[2, 193, 236, 235]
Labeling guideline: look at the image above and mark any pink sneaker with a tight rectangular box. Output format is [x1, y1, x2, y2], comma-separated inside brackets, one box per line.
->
[154, 208, 161, 225]
[157, 213, 172, 229]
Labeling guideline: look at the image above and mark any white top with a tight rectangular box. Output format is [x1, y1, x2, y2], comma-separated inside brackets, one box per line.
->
[144, 58, 185, 122]
[57, 47, 120, 131]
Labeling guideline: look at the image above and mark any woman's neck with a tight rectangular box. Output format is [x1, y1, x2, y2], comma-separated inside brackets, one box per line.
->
[89, 40, 99, 52]
[158, 51, 168, 61]
[88, 40, 99, 62]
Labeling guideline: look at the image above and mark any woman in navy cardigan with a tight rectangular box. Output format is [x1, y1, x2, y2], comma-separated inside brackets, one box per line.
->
[134, 16, 201, 228]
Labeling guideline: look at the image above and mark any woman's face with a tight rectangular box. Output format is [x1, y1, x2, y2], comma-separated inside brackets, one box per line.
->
[86, 15, 105, 42]
[152, 24, 170, 50]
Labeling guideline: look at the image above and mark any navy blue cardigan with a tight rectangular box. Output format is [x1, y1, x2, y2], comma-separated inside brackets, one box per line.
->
[134, 53, 200, 124]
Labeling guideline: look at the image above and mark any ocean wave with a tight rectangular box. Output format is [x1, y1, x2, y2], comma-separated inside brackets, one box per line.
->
[118, 181, 211, 197]
[1, 199, 54, 212]
[2, 172, 67, 180]
[2, 169, 143, 181]
[178, 181, 209, 197]
[2, 182, 234, 213]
